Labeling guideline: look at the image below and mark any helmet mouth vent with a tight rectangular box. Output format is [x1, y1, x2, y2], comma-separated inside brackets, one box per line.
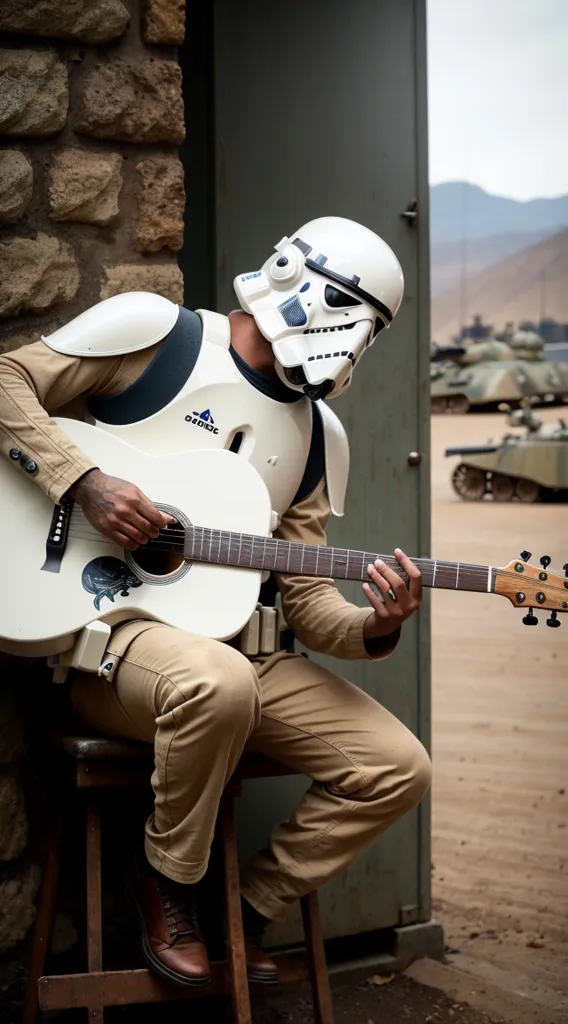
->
[303, 322, 355, 334]
[307, 350, 355, 365]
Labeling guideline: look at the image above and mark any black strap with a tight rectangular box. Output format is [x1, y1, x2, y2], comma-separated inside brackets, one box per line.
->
[305, 259, 393, 323]
[87, 307, 202, 425]
[230, 344, 303, 404]
[291, 403, 325, 506]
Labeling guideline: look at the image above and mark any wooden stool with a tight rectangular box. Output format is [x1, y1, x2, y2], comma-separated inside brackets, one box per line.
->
[23, 734, 335, 1023]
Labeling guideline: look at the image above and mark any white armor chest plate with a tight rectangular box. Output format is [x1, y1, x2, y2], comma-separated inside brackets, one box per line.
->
[91, 333, 314, 518]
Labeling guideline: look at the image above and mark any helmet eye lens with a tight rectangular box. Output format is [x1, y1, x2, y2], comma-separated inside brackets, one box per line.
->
[324, 284, 361, 308]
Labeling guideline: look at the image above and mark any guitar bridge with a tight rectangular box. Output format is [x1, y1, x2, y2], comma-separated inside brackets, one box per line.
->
[41, 497, 72, 573]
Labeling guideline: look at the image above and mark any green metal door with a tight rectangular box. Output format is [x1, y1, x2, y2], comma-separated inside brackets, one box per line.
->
[184, 0, 430, 945]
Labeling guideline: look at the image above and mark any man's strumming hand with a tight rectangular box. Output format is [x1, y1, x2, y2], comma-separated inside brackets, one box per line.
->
[68, 468, 174, 551]
[362, 548, 422, 639]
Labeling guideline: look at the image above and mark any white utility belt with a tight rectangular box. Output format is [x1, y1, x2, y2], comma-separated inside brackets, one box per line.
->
[48, 604, 287, 685]
[237, 603, 282, 658]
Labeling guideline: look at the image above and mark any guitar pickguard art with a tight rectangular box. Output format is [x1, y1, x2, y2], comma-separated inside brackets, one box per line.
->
[81, 556, 142, 611]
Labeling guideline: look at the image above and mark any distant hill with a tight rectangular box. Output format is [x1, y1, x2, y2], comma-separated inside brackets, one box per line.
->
[431, 229, 554, 298]
[431, 228, 568, 345]
[431, 182, 568, 245]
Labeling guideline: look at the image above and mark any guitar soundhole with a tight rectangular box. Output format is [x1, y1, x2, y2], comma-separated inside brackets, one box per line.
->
[128, 520, 184, 577]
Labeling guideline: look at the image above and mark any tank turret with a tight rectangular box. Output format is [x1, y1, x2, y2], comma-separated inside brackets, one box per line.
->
[460, 339, 513, 365]
[509, 330, 545, 361]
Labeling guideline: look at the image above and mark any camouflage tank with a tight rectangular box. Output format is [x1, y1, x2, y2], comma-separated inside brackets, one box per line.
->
[445, 407, 568, 502]
[431, 330, 568, 413]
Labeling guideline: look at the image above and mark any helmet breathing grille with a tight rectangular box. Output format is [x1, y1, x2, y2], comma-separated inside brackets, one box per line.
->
[278, 296, 307, 328]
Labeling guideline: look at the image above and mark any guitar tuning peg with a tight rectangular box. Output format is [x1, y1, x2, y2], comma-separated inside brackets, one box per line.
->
[563, 563, 568, 579]
[546, 611, 561, 628]
[522, 607, 538, 625]
[540, 555, 551, 570]
[520, 550, 531, 562]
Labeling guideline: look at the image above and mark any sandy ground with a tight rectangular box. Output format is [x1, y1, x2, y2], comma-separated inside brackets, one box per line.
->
[430, 407, 568, 1017]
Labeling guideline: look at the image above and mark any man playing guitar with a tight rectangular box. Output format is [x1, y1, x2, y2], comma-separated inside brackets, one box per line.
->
[0, 217, 429, 987]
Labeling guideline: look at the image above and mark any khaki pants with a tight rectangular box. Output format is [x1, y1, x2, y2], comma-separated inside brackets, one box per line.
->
[71, 621, 431, 920]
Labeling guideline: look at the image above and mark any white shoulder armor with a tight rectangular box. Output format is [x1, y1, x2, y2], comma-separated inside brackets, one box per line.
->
[42, 292, 179, 357]
[196, 308, 231, 348]
[317, 401, 349, 517]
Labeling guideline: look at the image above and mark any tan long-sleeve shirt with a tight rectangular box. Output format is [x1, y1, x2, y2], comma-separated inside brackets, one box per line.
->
[0, 336, 398, 661]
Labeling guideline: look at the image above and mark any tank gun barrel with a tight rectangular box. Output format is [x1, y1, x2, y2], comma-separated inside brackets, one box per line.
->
[431, 345, 467, 363]
[445, 445, 500, 457]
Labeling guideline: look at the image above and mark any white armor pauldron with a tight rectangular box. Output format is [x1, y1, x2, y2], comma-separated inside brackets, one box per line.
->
[43, 294, 349, 518]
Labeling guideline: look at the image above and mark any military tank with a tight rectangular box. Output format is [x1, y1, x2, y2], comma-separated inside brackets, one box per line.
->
[431, 330, 568, 413]
[446, 407, 568, 502]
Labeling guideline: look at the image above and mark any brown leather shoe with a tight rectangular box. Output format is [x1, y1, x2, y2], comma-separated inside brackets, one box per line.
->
[129, 863, 210, 988]
[242, 899, 278, 984]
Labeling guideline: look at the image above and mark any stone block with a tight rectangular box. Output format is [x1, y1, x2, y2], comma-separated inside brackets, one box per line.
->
[0, 328, 51, 355]
[0, 234, 79, 319]
[133, 156, 184, 252]
[101, 264, 183, 304]
[76, 59, 185, 144]
[0, 315, 68, 353]
[49, 149, 123, 226]
[0, 150, 33, 224]
[0, 0, 129, 44]
[0, 864, 41, 953]
[0, 692, 29, 765]
[143, 0, 186, 45]
[0, 776, 27, 861]
[0, 49, 68, 137]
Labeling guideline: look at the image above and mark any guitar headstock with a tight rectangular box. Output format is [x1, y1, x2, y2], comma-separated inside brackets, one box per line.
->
[494, 552, 568, 626]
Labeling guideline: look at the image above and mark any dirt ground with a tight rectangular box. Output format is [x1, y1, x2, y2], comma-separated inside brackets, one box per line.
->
[251, 974, 502, 1024]
[430, 407, 568, 1017]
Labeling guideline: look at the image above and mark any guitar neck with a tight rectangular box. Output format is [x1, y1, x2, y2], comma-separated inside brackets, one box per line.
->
[183, 526, 496, 595]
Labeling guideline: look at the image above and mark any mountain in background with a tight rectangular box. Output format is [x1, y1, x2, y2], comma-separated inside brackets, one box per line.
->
[430, 229, 554, 298]
[430, 182, 568, 244]
[429, 183, 568, 335]
[431, 228, 568, 345]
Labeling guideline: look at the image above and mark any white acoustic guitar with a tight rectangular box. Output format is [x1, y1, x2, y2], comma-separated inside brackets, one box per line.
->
[0, 418, 566, 645]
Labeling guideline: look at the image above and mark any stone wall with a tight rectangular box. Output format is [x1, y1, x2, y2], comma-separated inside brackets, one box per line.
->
[0, 0, 186, 354]
[0, 0, 186, 980]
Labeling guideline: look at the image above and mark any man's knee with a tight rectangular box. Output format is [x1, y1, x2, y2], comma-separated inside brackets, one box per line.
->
[156, 639, 261, 730]
[394, 735, 432, 811]
[354, 728, 431, 812]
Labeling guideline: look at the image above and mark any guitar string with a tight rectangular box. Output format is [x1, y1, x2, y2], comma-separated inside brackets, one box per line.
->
[68, 525, 489, 571]
[67, 518, 490, 572]
[67, 512, 558, 583]
[65, 523, 546, 579]
[64, 527, 565, 592]
[66, 515, 560, 584]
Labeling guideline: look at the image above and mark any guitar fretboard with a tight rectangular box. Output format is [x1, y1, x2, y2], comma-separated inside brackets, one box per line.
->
[182, 526, 496, 594]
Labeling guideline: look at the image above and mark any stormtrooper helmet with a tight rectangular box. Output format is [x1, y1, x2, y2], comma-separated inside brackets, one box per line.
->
[233, 216, 404, 400]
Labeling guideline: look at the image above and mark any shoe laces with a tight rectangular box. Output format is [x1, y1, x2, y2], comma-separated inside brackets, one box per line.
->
[157, 878, 203, 944]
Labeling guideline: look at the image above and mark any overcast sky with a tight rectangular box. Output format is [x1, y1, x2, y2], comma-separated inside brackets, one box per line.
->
[427, 0, 568, 200]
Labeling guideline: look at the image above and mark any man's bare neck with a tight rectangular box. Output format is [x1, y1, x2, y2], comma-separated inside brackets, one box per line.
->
[228, 310, 277, 377]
